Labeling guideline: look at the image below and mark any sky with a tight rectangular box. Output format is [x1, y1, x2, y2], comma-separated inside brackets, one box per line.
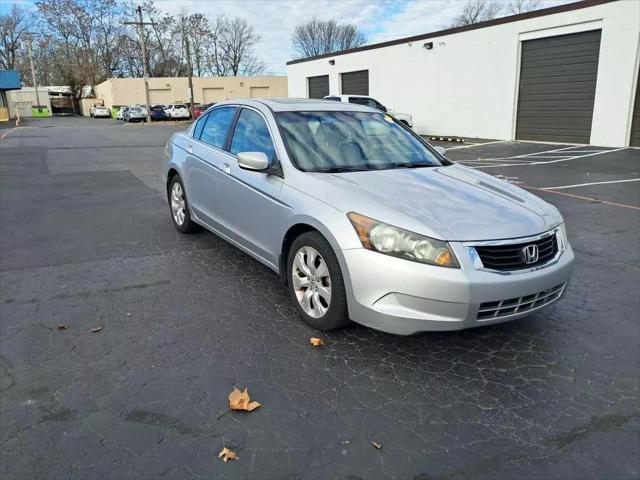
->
[1, 0, 574, 75]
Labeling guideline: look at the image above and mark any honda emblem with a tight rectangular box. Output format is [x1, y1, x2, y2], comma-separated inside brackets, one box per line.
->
[522, 244, 539, 264]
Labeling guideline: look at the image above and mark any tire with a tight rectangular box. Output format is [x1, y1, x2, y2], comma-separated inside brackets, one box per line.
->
[287, 231, 350, 331]
[168, 175, 198, 233]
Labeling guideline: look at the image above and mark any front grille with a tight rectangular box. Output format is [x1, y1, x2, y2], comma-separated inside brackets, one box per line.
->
[477, 282, 566, 320]
[474, 233, 558, 271]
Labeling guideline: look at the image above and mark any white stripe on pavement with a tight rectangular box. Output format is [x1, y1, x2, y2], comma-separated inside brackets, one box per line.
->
[541, 178, 640, 190]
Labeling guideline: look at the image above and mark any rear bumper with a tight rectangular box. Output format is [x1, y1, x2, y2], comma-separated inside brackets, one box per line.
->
[342, 243, 574, 335]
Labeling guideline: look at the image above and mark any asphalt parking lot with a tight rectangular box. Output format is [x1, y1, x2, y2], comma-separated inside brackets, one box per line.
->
[1, 116, 638, 479]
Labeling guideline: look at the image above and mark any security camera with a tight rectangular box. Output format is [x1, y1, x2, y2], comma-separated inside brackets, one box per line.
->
[328, 59, 335, 65]
[423, 42, 433, 50]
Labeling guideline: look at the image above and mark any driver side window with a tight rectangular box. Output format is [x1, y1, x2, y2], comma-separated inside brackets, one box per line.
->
[230, 109, 276, 161]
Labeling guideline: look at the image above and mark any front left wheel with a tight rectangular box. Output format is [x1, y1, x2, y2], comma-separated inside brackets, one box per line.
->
[168, 176, 198, 233]
[287, 231, 350, 331]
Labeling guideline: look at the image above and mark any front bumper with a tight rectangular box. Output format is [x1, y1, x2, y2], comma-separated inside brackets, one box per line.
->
[342, 241, 574, 335]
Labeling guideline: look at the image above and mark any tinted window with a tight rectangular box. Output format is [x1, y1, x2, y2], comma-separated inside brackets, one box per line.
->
[200, 107, 236, 148]
[230, 109, 276, 160]
[174, 104, 187, 109]
[325, 96, 341, 101]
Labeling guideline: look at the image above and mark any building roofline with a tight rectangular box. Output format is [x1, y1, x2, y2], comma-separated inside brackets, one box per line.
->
[286, 0, 616, 66]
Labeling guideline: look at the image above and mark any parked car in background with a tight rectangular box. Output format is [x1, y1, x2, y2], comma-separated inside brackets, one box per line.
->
[150, 105, 168, 121]
[90, 105, 111, 118]
[124, 106, 147, 122]
[324, 94, 413, 128]
[163, 98, 573, 335]
[116, 106, 128, 120]
[165, 104, 190, 120]
[194, 104, 208, 119]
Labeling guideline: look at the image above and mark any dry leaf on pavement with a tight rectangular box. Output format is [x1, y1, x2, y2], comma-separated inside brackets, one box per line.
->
[91, 326, 103, 333]
[228, 387, 261, 412]
[57, 324, 68, 330]
[372, 441, 382, 449]
[218, 447, 237, 462]
[309, 337, 325, 346]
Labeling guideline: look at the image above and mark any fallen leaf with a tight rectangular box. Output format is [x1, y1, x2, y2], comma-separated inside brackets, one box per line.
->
[57, 324, 68, 330]
[228, 387, 261, 412]
[91, 326, 103, 333]
[310, 337, 325, 346]
[372, 441, 382, 449]
[218, 447, 237, 462]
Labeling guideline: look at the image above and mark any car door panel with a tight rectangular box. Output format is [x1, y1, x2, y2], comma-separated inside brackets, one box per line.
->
[215, 108, 288, 266]
[182, 107, 237, 226]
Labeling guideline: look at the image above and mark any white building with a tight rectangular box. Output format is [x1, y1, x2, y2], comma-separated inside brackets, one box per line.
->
[287, 0, 640, 147]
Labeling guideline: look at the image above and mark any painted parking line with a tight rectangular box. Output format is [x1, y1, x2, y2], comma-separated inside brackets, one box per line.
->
[524, 186, 640, 210]
[473, 147, 625, 168]
[541, 178, 640, 190]
[445, 140, 510, 150]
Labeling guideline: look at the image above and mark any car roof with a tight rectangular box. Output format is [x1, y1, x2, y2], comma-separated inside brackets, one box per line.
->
[212, 97, 377, 113]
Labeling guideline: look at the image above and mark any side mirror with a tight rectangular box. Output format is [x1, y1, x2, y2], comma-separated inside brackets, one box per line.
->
[237, 151, 270, 171]
[434, 146, 447, 157]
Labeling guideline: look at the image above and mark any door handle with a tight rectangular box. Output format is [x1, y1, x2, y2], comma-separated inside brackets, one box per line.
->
[187, 144, 193, 154]
[222, 163, 231, 174]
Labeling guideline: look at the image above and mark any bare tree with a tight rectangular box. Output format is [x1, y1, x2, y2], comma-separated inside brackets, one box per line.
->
[220, 17, 264, 76]
[292, 18, 365, 59]
[450, 0, 503, 27]
[0, 5, 36, 70]
[505, 0, 543, 15]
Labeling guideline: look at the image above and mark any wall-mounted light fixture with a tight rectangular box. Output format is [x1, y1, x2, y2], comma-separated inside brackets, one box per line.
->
[328, 59, 335, 65]
[423, 42, 433, 50]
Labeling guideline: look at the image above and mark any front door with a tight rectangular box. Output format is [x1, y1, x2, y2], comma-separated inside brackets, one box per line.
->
[215, 107, 286, 268]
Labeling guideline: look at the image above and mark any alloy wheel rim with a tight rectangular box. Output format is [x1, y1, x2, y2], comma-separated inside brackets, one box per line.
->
[292, 246, 331, 318]
[171, 182, 186, 226]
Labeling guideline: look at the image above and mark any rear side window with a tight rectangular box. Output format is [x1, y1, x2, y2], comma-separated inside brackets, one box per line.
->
[193, 112, 209, 139]
[200, 107, 237, 148]
[230, 109, 276, 160]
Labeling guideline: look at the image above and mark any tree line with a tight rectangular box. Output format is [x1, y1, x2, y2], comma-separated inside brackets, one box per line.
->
[1, 0, 265, 96]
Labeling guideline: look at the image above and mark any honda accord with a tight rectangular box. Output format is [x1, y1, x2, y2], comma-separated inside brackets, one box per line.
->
[163, 98, 574, 334]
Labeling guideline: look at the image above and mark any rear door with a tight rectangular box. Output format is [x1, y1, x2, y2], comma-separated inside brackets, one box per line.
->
[215, 107, 285, 267]
[184, 106, 237, 225]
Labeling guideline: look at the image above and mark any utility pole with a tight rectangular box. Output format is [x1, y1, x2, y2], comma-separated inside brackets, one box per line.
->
[181, 16, 196, 120]
[24, 34, 41, 108]
[124, 6, 154, 123]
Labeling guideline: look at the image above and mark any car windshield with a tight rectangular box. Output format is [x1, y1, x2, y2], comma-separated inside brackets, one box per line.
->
[175, 104, 187, 109]
[276, 111, 444, 172]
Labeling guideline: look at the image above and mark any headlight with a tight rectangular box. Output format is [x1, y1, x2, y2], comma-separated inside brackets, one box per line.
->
[347, 212, 459, 268]
[557, 223, 570, 251]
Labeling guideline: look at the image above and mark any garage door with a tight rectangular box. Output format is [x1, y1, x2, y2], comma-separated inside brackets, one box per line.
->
[250, 86, 270, 97]
[516, 30, 601, 144]
[341, 70, 369, 96]
[630, 68, 640, 147]
[203, 88, 225, 103]
[308, 75, 329, 99]
[149, 89, 171, 105]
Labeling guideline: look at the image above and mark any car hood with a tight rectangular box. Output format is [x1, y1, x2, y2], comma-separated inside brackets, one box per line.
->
[306, 164, 562, 241]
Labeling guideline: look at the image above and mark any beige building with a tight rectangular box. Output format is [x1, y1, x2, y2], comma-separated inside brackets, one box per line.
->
[6, 87, 52, 118]
[94, 76, 288, 111]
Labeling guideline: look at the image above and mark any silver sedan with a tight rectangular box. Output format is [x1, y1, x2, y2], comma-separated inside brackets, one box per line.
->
[163, 98, 574, 335]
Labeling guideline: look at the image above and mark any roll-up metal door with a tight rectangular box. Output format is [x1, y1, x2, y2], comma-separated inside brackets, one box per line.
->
[341, 70, 369, 95]
[516, 30, 601, 144]
[630, 68, 640, 147]
[307, 75, 329, 98]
